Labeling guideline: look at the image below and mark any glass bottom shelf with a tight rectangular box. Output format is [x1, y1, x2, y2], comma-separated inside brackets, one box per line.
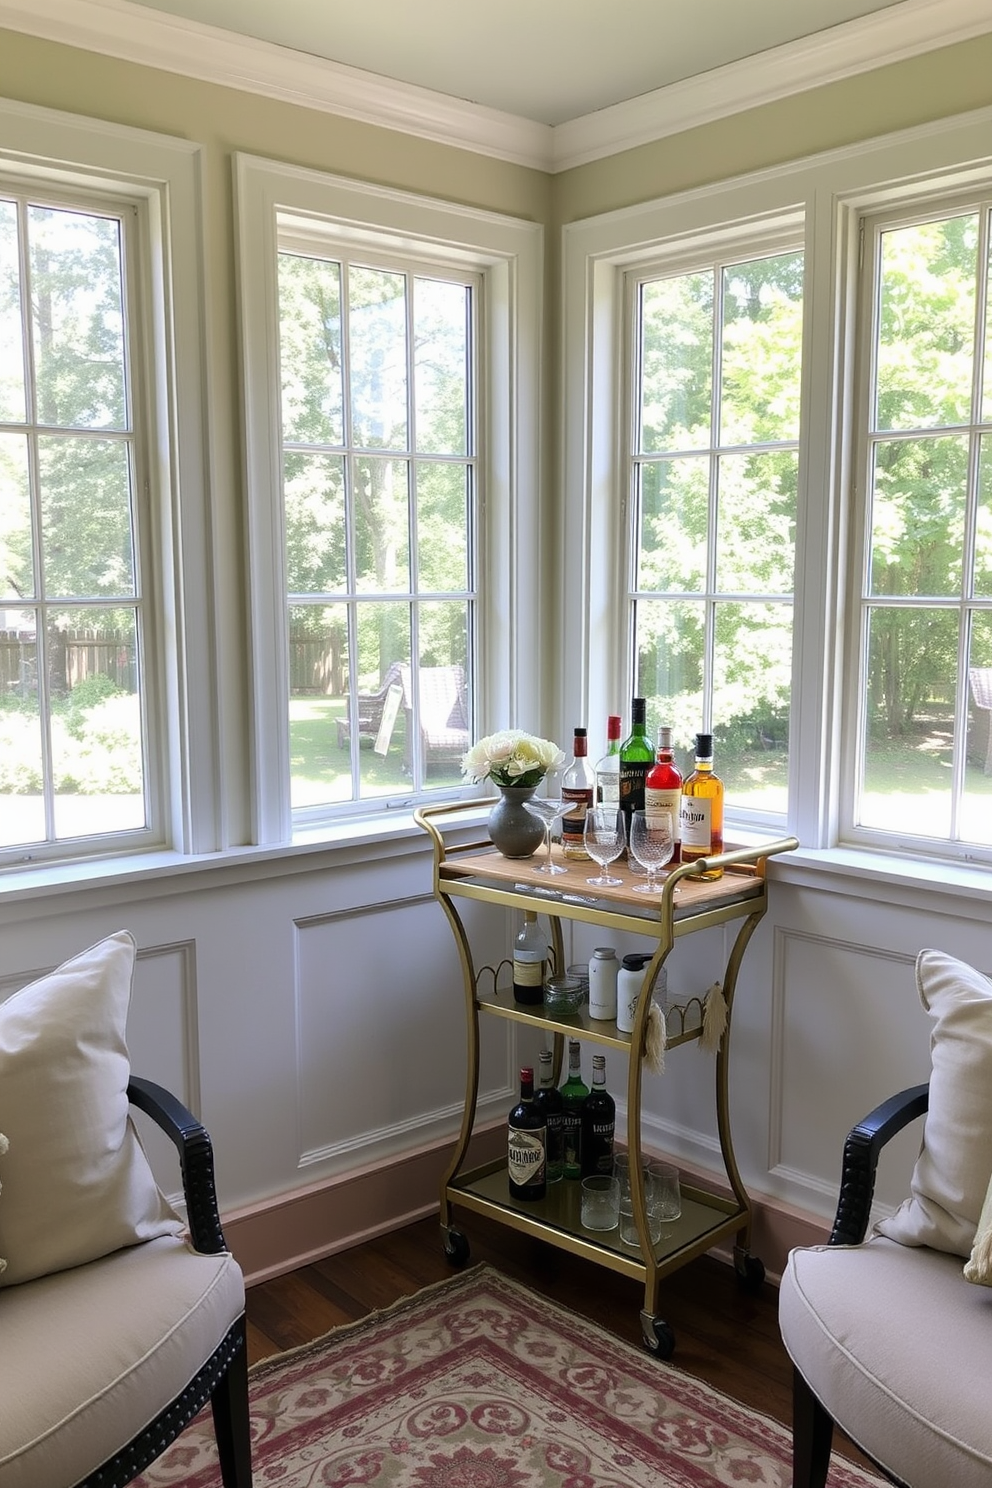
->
[446, 1157, 745, 1279]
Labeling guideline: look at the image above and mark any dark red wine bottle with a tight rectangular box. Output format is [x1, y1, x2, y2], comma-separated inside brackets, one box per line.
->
[507, 1066, 547, 1200]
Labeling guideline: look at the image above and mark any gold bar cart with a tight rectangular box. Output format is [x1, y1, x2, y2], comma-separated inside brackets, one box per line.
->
[415, 800, 797, 1358]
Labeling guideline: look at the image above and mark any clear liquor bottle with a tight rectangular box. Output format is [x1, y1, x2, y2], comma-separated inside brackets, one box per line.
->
[558, 1038, 589, 1180]
[561, 726, 595, 860]
[679, 731, 724, 880]
[645, 726, 683, 864]
[532, 1049, 564, 1183]
[507, 1067, 547, 1201]
[594, 715, 622, 805]
[580, 1053, 616, 1177]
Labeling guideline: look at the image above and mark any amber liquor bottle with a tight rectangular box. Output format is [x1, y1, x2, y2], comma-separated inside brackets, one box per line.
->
[679, 732, 724, 879]
[507, 1067, 547, 1201]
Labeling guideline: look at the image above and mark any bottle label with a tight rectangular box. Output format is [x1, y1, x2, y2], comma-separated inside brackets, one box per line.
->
[645, 785, 681, 841]
[561, 1112, 582, 1175]
[512, 955, 544, 988]
[561, 785, 593, 856]
[680, 796, 712, 850]
[508, 1126, 546, 1189]
[596, 770, 620, 806]
[619, 761, 649, 814]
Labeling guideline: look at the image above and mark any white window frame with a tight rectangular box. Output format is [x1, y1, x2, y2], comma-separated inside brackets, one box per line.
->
[235, 154, 543, 845]
[562, 104, 992, 861]
[0, 97, 215, 866]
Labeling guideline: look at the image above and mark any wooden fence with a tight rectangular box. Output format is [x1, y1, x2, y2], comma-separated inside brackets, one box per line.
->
[0, 629, 136, 697]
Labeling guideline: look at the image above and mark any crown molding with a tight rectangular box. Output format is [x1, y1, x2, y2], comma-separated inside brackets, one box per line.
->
[0, 0, 989, 175]
[554, 0, 992, 169]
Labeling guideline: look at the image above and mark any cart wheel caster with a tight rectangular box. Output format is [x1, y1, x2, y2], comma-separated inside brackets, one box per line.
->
[442, 1228, 470, 1268]
[734, 1251, 765, 1294]
[640, 1312, 676, 1359]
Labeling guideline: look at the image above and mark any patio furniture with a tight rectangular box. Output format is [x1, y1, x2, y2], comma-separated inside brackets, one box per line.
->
[968, 666, 992, 773]
[336, 662, 469, 770]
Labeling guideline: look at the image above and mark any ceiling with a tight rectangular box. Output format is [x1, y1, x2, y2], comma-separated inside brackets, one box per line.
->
[126, 0, 910, 127]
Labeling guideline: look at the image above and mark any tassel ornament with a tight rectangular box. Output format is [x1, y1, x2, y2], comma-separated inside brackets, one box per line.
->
[700, 982, 728, 1053]
[644, 1003, 667, 1074]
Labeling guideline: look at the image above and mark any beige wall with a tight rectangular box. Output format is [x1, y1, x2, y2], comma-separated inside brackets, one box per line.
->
[553, 33, 992, 225]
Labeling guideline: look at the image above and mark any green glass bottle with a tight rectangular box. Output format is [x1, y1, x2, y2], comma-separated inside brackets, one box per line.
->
[559, 1038, 589, 1180]
[619, 697, 654, 845]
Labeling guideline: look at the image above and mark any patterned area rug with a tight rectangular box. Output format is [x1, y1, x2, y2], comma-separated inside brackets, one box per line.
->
[135, 1263, 882, 1487]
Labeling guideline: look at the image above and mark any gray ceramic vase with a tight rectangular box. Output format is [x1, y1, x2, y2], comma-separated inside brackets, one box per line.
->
[488, 783, 545, 857]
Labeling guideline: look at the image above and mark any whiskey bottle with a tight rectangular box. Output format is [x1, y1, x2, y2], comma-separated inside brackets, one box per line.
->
[580, 1054, 616, 1177]
[679, 732, 724, 879]
[533, 1049, 564, 1183]
[645, 726, 682, 864]
[507, 1067, 547, 1201]
[559, 1038, 589, 1180]
[561, 727, 595, 860]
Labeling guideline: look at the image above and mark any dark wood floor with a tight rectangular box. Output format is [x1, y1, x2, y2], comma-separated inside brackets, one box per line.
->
[245, 1209, 873, 1475]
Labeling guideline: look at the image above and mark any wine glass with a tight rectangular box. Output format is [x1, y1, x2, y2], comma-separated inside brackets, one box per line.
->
[628, 809, 674, 894]
[524, 768, 567, 875]
[583, 805, 626, 886]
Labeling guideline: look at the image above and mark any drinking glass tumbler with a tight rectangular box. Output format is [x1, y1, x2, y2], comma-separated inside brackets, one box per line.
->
[580, 1174, 620, 1230]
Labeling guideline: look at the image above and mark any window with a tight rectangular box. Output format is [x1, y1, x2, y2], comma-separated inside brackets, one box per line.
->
[236, 155, 542, 844]
[0, 192, 150, 857]
[277, 241, 477, 814]
[849, 197, 992, 856]
[626, 243, 803, 824]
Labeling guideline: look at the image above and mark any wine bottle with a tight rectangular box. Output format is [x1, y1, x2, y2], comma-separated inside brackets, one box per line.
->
[561, 726, 595, 860]
[645, 726, 682, 864]
[594, 715, 622, 805]
[533, 1048, 564, 1183]
[559, 1038, 589, 1180]
[512, 910, 547, 1006]
[580, 1053, 616, 1177]
[619, 697, 654, 849]
[679, 732, 725, 879]
[507, 1066, 547, 1201]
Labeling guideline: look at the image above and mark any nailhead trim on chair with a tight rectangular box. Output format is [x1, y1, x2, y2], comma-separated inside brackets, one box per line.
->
[76, 1315, 248, 1488]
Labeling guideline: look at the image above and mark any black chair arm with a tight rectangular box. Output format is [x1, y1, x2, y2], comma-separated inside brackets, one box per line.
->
[828, 1082, 929, 1247]
[127, 1075, 228, 1256]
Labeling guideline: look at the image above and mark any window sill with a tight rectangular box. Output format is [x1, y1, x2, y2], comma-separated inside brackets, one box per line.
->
[768, 841, 992, 914]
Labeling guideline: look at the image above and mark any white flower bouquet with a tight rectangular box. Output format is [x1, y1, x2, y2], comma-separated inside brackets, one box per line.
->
[461, 730, 565, 789]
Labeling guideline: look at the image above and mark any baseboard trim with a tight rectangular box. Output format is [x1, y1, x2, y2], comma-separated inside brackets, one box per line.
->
[226, 1131, 830, 1289]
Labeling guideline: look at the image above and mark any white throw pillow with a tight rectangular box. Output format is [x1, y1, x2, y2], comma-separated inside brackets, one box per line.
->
[0, 930, 182, 1287]
[875, 948, 992, 1256]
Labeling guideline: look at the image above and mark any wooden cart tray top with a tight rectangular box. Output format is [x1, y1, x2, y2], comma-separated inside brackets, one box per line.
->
[438, 843, 765, 916]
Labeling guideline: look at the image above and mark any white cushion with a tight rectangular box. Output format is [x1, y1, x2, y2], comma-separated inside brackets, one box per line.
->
[0, 930, 181, 1287]
[875, 948, 992, 1256]
[0, 1233, 244, 1488]
[780, 1236, 992, 1488]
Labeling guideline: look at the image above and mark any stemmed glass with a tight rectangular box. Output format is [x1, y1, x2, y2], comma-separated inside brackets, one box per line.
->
[628, 810, 675, 894]
[524, 768, 567, 875]
[583, 805, 626, 887]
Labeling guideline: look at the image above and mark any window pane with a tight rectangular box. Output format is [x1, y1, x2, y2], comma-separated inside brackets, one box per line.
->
[288, 602, 350, 809]
[284, 451, 346, 594]
[0, 431, 33, 600]
[875, 215, 977, 433]
[48, 606, 145, 839]
[869, 435, 967, 598]
[974, 433, 992, 598]
[0, 199, 25, 423]
[720, 253, 803, 446]
[415, 278, 467, 455]
[38, 435, 135, 598]
[416, 461, 468, 592]
[29, 206, 127, 431]
[278, 253, 343, 447]
[715, 450, 797, 594]
[355, 602, 410, 799]
[634, 598, 704, 744]
[638, 272, 713, 453]
[713, 601, 792, 812]
[637, 457, 707, 593]
[860, 605, 957, 836]
[0, 616, 43, 846]
[354, 456, 410, 592]
[417, 600, 469, 786]
[350, 266, 407, 451]
[964, 614, 992, 839]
